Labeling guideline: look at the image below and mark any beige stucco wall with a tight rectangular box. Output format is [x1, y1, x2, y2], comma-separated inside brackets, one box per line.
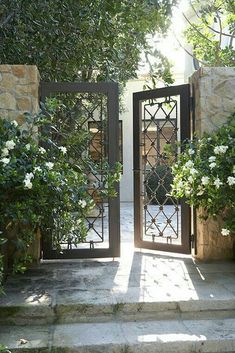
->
[190, 67, 235, 260]
[0, 65, 40, 124]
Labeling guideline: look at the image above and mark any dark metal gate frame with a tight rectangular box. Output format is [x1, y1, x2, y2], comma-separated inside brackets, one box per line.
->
[133, 84, 191, 254]
[40, 81, 120, 259]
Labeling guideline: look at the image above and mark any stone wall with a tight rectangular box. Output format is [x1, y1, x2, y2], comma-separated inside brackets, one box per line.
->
[190, 67, 235, 135]
[0, 65, 40, 266]
[0, 65, 40, 125]
[190, 67, 235, 261]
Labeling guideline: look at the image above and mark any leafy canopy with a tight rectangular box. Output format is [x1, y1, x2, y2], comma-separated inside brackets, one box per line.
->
[184, 0, 235, 67]
[0, 0, 177, 83]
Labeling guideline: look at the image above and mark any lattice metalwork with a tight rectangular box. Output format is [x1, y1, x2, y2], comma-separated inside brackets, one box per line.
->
[54, 93, 109, 250]
[133, 84, 191, 254]
[41, 82, 120, 259]
[142, 97, 180, 244]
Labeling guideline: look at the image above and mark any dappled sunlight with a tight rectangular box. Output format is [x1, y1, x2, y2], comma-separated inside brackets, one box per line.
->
[137, 253, 199, 301]
[16, 339, 43, 347]
[138, 333, 206, 343]
[24, 293, 50, 305]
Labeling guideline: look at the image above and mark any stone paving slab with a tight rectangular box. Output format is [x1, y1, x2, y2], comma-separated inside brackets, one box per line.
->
[2, 256, 235, 294]
[1, 318, 235, 353]
[1, 286, 235, 325]
[1, 254, 235, 325]
[0, 325, 51, 351]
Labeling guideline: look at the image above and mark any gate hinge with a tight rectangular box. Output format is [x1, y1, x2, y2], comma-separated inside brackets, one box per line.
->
[190, 96, 195, 112]
[190, 233, 195, 246]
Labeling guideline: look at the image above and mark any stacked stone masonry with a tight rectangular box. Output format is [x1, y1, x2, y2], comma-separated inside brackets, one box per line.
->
[0, 65, 39, 125]
[0, 65, 40, 263]
[190, 67, 235, 260]
[190, 67, 235, 135]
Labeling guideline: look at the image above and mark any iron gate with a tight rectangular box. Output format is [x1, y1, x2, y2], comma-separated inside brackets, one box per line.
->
[40, 82, 120, 259]
[133, 84, 191, 254]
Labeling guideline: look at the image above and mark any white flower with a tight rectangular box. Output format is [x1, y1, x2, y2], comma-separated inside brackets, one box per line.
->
[220, 145, 228, 153]
[185, 160, 194, 168]
[207, 137, 212, 141]
[34, 166, 42, 173]
[214, 178, 222, 189]
[45, 162, 54, 170]
[197, 189, 204, 196]
[188, 176, 194, 183]
[25, 172, 34, 180]
[208, 156, 216, 162]
[214, 145, 228, 155]
[5, 140, 16, 150]
[0, 157, 10, 165]
[78, 200, 87, 208]
[24, 179, 33, 189]
[177, 180, 184, 189]
[190, 168, 198, 175]
[11, 120, 18, 127]
[188, 149, 195, 155]
[58, 146, 67, 154]
[201, 176, 210, 185]
[221, 228, 230, 237]
[1, 147, 9, 157]
[39, 147, 46, 154]
[227, 176, 235, 186]
[209, 162, 216, 169]
[185, 188, 191, 196]
[25, 144, 31, 151]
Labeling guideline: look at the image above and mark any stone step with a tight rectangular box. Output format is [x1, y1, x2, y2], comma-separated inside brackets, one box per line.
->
[1, 288, 235, 325]
[1, 318, 235, 353]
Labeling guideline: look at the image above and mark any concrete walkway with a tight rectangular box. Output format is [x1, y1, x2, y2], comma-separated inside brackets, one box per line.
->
[0, 203, 235, 352]
[1, 251, 235, 323]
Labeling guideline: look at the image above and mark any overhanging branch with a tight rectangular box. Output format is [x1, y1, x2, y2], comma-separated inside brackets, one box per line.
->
[189, 0, 235, 39]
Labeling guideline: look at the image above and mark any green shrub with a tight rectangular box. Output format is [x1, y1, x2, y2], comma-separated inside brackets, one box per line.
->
[171, 112, 235, 236]
[0, 344, 11, 353]
[0, 105, 121, 287]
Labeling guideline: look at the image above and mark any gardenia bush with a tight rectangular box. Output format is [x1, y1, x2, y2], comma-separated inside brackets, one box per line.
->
[171, 112, 235, 236]
[0, 112, 120, 281]
[0, 116, 91, 275]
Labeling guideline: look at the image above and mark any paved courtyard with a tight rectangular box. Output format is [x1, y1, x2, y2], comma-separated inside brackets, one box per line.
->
[1, 202, 235, 352]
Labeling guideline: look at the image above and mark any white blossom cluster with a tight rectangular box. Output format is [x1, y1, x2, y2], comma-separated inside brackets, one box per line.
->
[58, 146, 67, 154]
[221, 228, 230, 236]
[214, 145, 228, 154]
[45, 162, 54, 170]
[24, 172, 34, 189]
[78, 200, 87, 208]
[172, 140, 234, 237]
[0, 139, 16, 165]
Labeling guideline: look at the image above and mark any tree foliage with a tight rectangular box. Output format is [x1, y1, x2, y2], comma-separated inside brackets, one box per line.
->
[184, 0, 235, 67]
[0, 0, 177, 83]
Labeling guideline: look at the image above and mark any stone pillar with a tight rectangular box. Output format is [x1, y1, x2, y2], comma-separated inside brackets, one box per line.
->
[0, 64, 39, 125]
[0, 65, 41, 265]
[190, 67, 235, 260]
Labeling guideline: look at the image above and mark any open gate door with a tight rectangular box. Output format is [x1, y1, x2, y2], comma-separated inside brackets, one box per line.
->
[133, 84, 191, 254]
[40, 82, 120, 259]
